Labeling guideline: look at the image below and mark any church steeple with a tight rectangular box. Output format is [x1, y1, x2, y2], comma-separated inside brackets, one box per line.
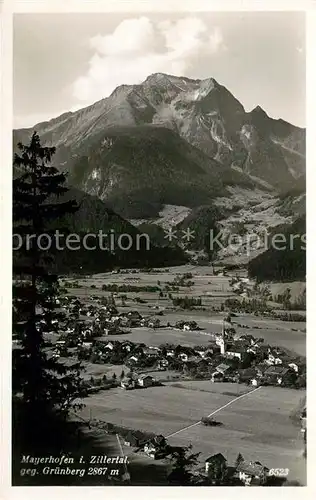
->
[219, 320, 226, 355]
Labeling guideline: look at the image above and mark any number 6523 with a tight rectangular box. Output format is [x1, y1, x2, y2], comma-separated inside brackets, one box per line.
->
[268, 468, 289, 477]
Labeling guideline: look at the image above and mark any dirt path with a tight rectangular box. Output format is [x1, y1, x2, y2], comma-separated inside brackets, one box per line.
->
[165, 385, 262, 438]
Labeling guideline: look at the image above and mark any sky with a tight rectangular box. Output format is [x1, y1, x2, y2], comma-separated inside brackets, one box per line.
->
[13, 11, 306, 128]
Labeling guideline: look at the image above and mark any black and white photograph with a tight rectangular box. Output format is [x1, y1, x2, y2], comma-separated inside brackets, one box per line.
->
[2, 0, 311, 492]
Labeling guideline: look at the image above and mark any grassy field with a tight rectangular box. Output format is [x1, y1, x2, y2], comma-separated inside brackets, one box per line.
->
[63, 265, 306, 356]
[79, 382, 306, 484]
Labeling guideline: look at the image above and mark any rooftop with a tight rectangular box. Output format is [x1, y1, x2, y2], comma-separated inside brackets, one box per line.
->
[265, 366, 289, 376]
[205, 453, 227, 463]
[237, 461, 268, 477]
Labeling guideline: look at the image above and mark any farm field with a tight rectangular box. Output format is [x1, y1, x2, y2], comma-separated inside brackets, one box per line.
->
[79, 382, 306, 484]
[64, 265, 306, 356]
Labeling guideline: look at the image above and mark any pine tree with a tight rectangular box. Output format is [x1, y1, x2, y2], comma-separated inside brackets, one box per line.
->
[167, 445, 200, 485]
[235, 453, 244, 468]
[13, 132, 86, 440]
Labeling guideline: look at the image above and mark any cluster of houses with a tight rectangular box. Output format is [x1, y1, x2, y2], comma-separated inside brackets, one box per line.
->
[49, 295, 306, 389]
[116, 426, 272, 486]
[204, 453, 271, 486]
[52, 319, 305, 390]
[120, 372, 156, 390]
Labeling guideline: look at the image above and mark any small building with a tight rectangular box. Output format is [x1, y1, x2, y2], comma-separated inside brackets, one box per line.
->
[237, 368, 257, 384]
[121, 342, 132, 352]
[104, 341, 115, 350]
[81, 341, 93, 349]
[175, 320, 198, 331]
[157, 358, 169, 370]
[205, 453, 227, 475]
[211, 363, 232, 382]
[123, 431, 144, 447]
[267, 352, 283, 365]
[127, 355, 139, 364]
[239, 334, 256, 345]
[166, 349, 175, 357]
[225, 340, 246, 360]
[288, 362, 299, 373]
[144, 435, 167, 459]
[215, 363, 231, 375]
[143, 347, 159, 358]
[121, 377, 135, 390]
[178, 352, 189, 362]
[264, 365, 290, 384]
[254, 363, 268, 378]
[138, 374, 154, 387]
[236, 460, 269, 486]
[147, 318, 161, 328]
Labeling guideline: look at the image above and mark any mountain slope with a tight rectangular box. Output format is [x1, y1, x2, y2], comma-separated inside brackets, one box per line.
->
[13, 167, 187, 273]
[14, 73, 305, 200]
[248, 215, 306, 282]
[68, 125, 259, 218]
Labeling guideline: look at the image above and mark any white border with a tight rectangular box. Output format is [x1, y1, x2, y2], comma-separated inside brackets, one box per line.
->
[1, 1, 315, 500]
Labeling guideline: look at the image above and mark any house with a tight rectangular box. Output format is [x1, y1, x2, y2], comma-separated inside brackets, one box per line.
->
[81, 341, 93, 349]
[127, 355, 139, 364]
[178, 352, 189, 362]
[123, 430, 145, 447]
[166, 349, 175, 357]
[254, 363, 268, 378]
[215, 363, 231, 375]
[137, 374, 154, 387]
[203, 348, 215, 358]
[142, 317, 161, 328]
[264, 365, 290, 384]
[143, 347, 159, 358]
[120, 377, 135, 390]
[185, 355, 202, 364]
[236, 460, 269, 486]
[211, 371, 225, 382]
[225, 342, 245, 361]
[288, 361, 300, 373]
[56, 340, 66, 346]
[256, 344, 270, 359]
[127, 310, 142, 320]
[205, 453, 227, 475]
[121, 342, 132, 352]
[211, 363, 232, 382]
[175, 320, 198, 331]
[266, 351, 283, 365]
[237, 368, 257, 384]
[195, 348, 207, 358]
[157, 358, 169, 370]
[104, 341, 115, 351]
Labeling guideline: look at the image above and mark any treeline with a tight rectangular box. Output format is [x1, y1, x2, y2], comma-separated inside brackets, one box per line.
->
[172, 296, 202, 309]
[101, 284, 160, 293]
[248, 216, 306, 282]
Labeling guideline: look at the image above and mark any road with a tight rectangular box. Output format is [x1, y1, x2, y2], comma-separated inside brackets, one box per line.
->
[166, 385, 261, 438]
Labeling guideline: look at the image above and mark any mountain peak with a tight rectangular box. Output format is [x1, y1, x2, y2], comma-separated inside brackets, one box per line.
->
[144, 72, 173, 84]
[251, 105, 268, 116]
[202, 77, 220, 87]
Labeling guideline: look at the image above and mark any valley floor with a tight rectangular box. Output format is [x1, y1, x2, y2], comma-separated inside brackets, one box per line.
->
[78, 383, 306, 485]
[62, 264, 306, 485]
